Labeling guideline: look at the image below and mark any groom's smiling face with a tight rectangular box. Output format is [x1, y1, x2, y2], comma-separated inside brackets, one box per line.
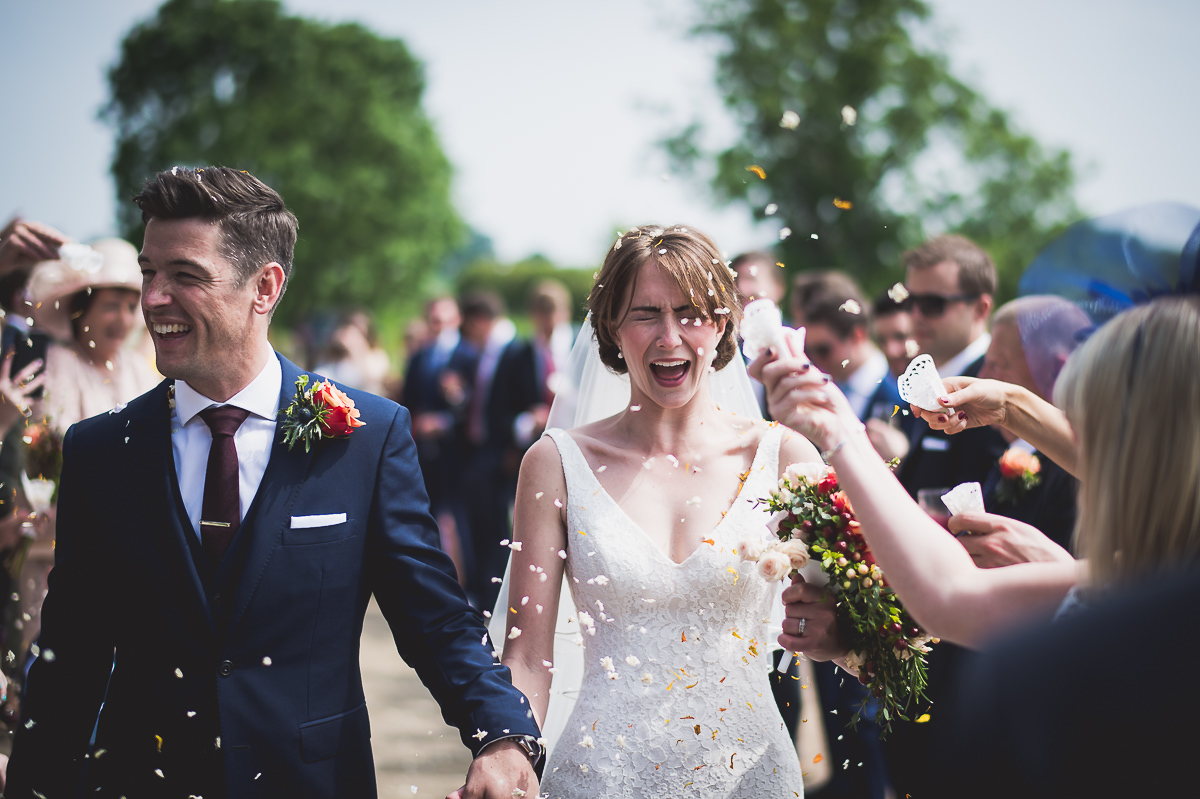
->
[139, 216, 269, 400]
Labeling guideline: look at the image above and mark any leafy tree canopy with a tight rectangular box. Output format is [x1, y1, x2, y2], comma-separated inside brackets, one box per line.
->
[666, 0, 1081, 300]
[105, 0, 462, 324]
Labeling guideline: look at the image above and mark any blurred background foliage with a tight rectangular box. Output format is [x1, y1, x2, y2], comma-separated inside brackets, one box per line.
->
[664, 0, 1080, 301]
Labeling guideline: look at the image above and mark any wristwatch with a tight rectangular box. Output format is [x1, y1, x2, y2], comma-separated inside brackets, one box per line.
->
[510, 733, 544, 766]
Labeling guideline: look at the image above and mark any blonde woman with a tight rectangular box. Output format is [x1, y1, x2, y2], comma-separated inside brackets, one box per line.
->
[755, 296, 1200, 649]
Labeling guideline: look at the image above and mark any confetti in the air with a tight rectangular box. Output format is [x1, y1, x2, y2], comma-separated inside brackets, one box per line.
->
[887, 283, 910, 303]
[833, 198, 853, 210]
[779, 227, 792, 241]
[746, 165, 767, 180]
[840, 105, 857, 126]
[839, 299, 862, 315]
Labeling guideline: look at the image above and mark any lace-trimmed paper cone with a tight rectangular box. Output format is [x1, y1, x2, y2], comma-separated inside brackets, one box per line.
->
[741, 298, 805, 361]
[941, 481, 984, 516]
[898, 354, 953, 413]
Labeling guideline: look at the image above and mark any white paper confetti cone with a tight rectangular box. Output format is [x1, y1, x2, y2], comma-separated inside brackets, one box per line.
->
[941, 481, 984, 517]
[898, 354, 952, 413]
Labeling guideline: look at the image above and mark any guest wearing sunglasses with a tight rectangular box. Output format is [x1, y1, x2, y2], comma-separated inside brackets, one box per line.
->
[886, 234, 1008, 797]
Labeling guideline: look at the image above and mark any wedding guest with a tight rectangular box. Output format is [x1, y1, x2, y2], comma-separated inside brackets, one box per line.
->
[459, 291, 538, 610]
[756, 297, 1200, 646]
[894, 235, 1007, 497]
[11, 239, 160, 670]
[789, 271, 895, 799]
[870, 290, 917, 380]
[401, 296, 477, 582]
[27, 238, 159, 433]
[511, 280, 573, 450]
[966, 296, 1090, 560]
[312, 309, 390, 395]
[731, 250, 786, 306]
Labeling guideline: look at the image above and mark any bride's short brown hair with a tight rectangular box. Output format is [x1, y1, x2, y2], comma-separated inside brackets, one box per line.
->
[587, 225, 743, 374]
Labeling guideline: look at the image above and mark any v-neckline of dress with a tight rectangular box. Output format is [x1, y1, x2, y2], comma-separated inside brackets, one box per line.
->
[556, 427, 777, 567]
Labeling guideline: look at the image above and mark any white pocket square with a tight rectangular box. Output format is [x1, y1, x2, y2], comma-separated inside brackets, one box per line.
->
[290, 513, 347, 529]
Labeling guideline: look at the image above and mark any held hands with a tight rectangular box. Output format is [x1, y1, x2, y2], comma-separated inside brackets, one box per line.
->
[748, 328, 860, 455]
[779, 575, 847, 661]
[449, 739, 539, 799]
[949, 511, 1075, 569]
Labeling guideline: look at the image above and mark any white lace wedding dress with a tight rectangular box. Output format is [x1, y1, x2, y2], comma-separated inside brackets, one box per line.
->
[539, 425, 805, 798]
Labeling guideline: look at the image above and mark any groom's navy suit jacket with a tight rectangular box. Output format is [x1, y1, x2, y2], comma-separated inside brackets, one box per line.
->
[7, 355, 538, 799]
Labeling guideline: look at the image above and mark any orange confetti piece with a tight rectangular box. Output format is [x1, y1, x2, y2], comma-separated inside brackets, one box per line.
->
[746, 165, 766, 180]
[833, 198, 853, 209]
[155, 735, 163, 753]
[694, 725, 702, 735]
[730, 629, 744, 640]
[681, 631, 687, 642]
[711, 730, 718, 740]
[776, 261, 786, 268]
[813, 753, 824, 764]
[916, 713, 931, 723]
[686, 681, 698, 689]
[695, 763, 709, 770]
[892, 404, 900, 418]
[727, 566, 739, 584]
[730, 753, 738, 769]
[702, 538, 715, 546]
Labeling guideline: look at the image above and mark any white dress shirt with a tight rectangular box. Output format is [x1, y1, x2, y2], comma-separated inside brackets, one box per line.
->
[939, 333, 992, 378]
[171, 349, 283, 539]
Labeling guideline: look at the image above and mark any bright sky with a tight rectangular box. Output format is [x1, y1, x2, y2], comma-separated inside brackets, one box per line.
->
[3, 0, 1197, 270]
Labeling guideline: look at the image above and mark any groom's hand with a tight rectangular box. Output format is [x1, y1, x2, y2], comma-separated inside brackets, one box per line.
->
[449, 739, 539, 799]
[779, 575, 847, 661]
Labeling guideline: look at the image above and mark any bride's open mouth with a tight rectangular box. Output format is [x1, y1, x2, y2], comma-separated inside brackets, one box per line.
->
[650, 359, 690, 386]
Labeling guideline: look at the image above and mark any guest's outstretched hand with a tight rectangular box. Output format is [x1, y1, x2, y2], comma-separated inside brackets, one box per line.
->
[749, 328, 860, 455]
[911, 375, 1011, 435]
[950, 511, 1075, 569]
[0, 218, 68, 273]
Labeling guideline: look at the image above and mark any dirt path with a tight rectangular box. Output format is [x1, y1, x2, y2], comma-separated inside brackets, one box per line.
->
[361, 599, 474, 798]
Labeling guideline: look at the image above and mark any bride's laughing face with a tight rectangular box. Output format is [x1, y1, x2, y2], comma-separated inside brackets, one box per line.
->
[616, 260, 726, 409]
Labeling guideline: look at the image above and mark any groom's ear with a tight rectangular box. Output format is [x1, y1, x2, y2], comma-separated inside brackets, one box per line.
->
[251, 262, 286, 316]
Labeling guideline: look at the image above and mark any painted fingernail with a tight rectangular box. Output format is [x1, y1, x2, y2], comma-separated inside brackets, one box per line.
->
[798, 363, 810, 373]
[939, 396, 950, 404]
[821, 374, 831, 383]
[766, 347, 776, 358]
[958, 412, 968, 420]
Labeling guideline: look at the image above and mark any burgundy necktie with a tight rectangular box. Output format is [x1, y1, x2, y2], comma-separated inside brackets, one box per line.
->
[199, 405, 251, 565]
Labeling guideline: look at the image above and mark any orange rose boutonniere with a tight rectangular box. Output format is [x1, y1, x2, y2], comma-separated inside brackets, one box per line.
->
[279, 375, 365, 452]
[994, 447, 1041, 505]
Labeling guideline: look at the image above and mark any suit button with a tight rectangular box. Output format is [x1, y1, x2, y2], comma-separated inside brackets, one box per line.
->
[218, 660, 234, 677]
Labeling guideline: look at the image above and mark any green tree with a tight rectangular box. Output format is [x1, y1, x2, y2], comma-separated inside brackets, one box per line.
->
[666, 0, 1080, 299]
[104, 0, 462, 324]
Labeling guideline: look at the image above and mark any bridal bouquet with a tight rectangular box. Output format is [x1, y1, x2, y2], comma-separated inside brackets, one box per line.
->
[758, 462, 933, 734]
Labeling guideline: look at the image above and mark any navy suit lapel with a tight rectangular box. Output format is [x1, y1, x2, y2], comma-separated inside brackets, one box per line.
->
[126, 381, 218, 637]
[227, 355, 317, 635]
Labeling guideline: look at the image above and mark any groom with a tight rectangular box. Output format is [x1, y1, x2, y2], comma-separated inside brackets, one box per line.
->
[6, 167, 540, 798]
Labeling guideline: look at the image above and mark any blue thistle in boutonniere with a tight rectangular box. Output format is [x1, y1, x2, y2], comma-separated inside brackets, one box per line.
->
[278, 375, 365, 452]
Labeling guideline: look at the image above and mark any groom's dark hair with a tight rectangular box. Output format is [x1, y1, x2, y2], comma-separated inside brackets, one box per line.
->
[134, 166, 298, 297]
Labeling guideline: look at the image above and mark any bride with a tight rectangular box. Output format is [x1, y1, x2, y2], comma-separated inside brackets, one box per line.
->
[500, 225, 819, 797]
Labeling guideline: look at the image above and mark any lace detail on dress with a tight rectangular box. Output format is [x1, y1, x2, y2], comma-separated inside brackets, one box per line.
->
[540, 425, 804, 798]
